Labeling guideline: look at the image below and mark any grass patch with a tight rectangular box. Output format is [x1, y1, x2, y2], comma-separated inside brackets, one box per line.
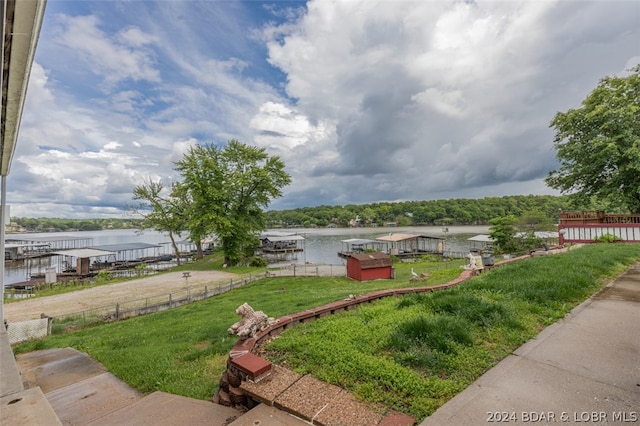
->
[388, 315, 473, 354]
[263, 244, 640, 420]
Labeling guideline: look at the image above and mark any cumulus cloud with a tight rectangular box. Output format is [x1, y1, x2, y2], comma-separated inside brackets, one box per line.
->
[54, 14, 160, 88]
[8, 0, 639, 218]
[260, 0, 639, 207]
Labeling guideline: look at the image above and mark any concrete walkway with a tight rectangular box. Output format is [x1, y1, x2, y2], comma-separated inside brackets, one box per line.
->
[421, 263, 640, 425]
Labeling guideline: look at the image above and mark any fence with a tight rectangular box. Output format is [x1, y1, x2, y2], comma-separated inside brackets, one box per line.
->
[51, 272, 265, 328]
[50, 264, 346, 329]
[5, 264, 347, 338]
[6, 317, 52, 344]
[265, 263, 346, 278]
[442, 250, 470, 259]
[559, 223, 640, 244]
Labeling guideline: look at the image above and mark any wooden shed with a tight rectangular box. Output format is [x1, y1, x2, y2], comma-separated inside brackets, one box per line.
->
[346, 252, 393, 282]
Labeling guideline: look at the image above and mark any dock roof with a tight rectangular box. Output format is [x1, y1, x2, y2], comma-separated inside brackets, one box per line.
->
[468, 234, 494, 243]
[90, 242, 160, 251]
[52, 248, 117, 258]
[341, 238, 379, 245]
[375, 233, 443, 242]
[6, 235, 90, 242]
[260, 235, 305, 242]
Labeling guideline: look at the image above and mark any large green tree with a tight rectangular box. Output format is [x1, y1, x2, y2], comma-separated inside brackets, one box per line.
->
[130, 179, 187, 265]
[546, 66, 640, 212]
[174, 140, 291, 265]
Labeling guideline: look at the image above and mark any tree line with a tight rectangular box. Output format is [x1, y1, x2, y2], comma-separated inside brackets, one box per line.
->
[9, 217, 143, 232]
[11, 194, 572, 234]
[264, 195, 572, 228]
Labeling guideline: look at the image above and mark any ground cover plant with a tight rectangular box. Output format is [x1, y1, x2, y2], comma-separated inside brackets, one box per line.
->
[12, 257, 465, 402]
[263, 244, 640, 420]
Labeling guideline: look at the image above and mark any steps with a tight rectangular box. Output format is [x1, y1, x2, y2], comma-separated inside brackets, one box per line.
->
[15, 348, 240, 426]
[14, 347, 410, 425]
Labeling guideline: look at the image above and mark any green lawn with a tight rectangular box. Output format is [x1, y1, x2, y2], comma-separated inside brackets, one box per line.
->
[263, 244, 640, 420]
[12, 244, 640, 421]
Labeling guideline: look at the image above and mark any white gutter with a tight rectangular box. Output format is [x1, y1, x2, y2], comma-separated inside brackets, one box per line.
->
[1, 0, 47, 322]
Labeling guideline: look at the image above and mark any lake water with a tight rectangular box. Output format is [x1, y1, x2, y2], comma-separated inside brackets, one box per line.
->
[3, 226, 489, 285]
[268, 225, 490, 266]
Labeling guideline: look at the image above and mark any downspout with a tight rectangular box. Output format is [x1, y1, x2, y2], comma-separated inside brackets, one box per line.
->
[1, 176, 6, 322]
[0, 0, 7, 324]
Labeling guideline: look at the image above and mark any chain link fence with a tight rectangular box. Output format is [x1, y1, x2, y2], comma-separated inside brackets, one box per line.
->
[49, 264, 346, 331]
[6, 317, 52, 344]
[265, 263, 346, 277]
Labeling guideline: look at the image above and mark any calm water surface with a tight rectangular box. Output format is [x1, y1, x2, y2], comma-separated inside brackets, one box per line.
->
[4, 226, 489, 285]
[270, 225, 490, 265]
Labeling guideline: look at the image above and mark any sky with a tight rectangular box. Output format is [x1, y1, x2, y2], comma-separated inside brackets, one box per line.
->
[9, 0, 640, 218]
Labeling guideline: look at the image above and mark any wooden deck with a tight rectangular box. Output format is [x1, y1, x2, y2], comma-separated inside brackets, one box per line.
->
[560, 210, 640, 224]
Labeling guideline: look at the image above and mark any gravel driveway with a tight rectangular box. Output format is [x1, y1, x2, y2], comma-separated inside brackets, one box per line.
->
[4, 270, 238, 322]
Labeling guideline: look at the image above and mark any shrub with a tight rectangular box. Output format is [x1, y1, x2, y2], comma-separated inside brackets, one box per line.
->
[248, 256, 268, 267]
[96, 269, 112, 282]
[594, 233, 622, 243]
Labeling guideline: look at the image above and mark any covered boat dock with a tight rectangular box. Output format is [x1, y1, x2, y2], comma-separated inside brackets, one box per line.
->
[375, 233, 444, 257]
[52, 243, 163, 275]
[338, 238, 388, 258]
[260, 232, 305, 254]
[5, 235, 94, 259]
[52, 248, 118, 275]
[468, 234, 495, 251]
[4, 242, 51, 261]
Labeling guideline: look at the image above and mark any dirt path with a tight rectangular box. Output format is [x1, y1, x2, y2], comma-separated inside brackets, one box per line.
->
[4, 270, 238, 322]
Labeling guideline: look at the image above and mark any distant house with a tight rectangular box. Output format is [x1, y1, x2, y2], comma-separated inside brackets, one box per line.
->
[346, 252, 393, 282]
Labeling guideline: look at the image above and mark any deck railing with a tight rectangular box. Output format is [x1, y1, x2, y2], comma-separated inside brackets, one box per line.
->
[559, 211, 640, 224]
[601, 214, 640, 224]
